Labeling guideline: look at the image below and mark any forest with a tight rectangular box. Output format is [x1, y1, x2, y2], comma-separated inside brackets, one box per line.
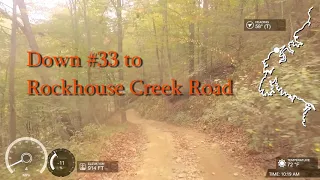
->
[0, 0, 319, 179]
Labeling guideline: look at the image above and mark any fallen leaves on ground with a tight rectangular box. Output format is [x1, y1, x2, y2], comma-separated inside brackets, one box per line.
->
[77, 123, 147, 180]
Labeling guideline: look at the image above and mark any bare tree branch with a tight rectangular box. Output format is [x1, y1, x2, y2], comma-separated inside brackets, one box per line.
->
[110, 0, 117, 9]
[0, 7, 26, 33]
[0, 25, 12, 35]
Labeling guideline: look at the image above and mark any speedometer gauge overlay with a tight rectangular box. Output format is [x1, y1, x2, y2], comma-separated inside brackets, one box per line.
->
[5, 137, 48, 177]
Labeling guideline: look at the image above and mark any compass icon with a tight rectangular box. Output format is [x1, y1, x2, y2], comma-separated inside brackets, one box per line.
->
[246, 21, 254, 29]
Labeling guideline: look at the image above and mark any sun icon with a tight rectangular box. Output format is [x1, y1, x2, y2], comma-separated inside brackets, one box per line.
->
[278, 159, 286, 168]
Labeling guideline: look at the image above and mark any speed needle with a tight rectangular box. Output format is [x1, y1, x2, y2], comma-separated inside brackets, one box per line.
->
[9, 152, 33, 167]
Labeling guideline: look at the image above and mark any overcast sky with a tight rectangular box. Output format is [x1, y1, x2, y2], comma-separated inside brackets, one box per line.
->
[0, 0, 66, 22]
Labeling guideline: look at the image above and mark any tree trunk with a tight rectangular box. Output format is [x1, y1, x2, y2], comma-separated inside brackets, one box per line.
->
[68, 0, 82, 128]
[16, 0, 49, 84]
[17, 0, 75, 136]
[201, 0, 209, 71]
[264, 0, 270, 18]
[16, 0, 38, 50]
[152, 18, 163, 84]
[255, 0, 259, 19]
[188, 22, 195, 74]
[116, 0, 127, 122]
[197, 0, 200, 66]
[68, 0, 79, 55]
[160, 36, 165, 80]
[0, 63, 9, 148]
[83, 0, 95, 124]
[9, 0, 18, 143]
[210, 29, 215, 69]
[162, 0, 173, 78]
[236, 0, 245, 61]
[280, 0, 284, 19]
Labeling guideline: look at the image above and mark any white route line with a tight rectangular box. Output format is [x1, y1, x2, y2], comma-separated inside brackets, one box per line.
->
[258, 7, 316, 127]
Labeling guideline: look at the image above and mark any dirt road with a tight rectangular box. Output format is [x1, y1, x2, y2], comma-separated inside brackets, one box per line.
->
[126, 109, 266, 180]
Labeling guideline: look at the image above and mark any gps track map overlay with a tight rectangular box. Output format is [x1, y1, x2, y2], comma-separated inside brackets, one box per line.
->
[258, 7, 316, 127]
